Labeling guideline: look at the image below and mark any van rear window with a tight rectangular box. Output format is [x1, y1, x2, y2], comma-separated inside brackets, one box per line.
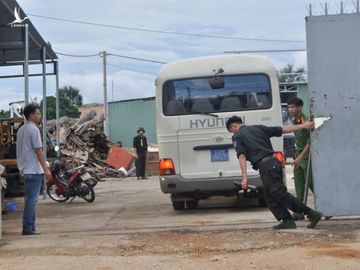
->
[162, 74, 272, 116]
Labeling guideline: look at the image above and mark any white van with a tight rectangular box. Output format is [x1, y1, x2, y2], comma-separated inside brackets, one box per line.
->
[155, 54, 284, 210]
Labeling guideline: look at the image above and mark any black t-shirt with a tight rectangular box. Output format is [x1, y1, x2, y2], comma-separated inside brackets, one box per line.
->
[232, 125, 283, 166]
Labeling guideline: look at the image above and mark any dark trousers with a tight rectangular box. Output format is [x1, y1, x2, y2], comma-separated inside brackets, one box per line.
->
[258, 157, 311, 221]
[136, 153, 146, 177]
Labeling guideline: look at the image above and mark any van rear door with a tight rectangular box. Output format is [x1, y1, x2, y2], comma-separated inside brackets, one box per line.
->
[177, 116, 259, 179]
[162, 73, 273, 180]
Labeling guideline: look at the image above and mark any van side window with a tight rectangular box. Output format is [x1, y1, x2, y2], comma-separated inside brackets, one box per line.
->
[162, 74, 272, 116]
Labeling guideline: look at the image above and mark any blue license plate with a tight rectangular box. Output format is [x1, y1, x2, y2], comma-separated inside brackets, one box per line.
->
[211, 149, 229, 162]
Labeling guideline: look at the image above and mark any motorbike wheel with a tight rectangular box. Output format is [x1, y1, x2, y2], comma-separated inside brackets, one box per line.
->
[47, 183, 70, 203]
[82, 183, 95, 203]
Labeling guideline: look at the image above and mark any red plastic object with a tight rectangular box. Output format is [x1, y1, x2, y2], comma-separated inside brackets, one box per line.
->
[273, 151, 286, 168]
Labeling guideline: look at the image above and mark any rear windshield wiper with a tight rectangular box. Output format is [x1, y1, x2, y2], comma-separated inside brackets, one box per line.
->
[192, 111, 218, 118]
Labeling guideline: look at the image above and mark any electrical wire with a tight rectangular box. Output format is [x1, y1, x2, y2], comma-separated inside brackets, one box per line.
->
[28, 13, 305, 43]
[107, 53, 166, 64]
[55, 51, 166, 64]
[107, 63, 158, 75]
[55, 51, 100, 57]
[224, 49, 306, 54]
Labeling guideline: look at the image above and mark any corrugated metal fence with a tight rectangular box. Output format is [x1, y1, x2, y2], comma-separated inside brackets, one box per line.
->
[109, 97, 157, 148]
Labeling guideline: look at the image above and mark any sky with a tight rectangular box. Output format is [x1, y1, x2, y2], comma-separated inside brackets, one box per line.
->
[0, 0, 356, 110]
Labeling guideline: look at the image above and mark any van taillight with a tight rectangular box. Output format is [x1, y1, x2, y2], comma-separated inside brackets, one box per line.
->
[274, 152, 286, 168]
[159, 158, 175, 176]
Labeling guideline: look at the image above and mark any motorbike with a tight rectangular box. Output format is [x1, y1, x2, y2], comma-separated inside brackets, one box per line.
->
[47, 159, 98, 203]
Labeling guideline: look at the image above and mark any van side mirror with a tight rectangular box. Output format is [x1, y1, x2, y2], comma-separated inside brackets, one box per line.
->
[209, 77, 225, 89]
[209, 68, 225, 89]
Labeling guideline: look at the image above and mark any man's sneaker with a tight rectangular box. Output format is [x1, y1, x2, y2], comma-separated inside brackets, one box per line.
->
[22, 230, 41, 236]
[307, 210, 323, 228]
[292, 212, 305, 221]
[273, 219, 297, 230]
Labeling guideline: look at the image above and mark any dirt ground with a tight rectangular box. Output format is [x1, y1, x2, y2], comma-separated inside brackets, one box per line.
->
[1, 165, 359, 270]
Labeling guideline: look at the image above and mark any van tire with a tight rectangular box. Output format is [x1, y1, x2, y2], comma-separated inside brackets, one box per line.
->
[186, 200, 199, 210]
[172, 201, 185, 211]
[257, 188, 267, 207]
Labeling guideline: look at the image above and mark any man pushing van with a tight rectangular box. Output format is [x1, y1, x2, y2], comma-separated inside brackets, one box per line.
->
[226, 116, 322, 229]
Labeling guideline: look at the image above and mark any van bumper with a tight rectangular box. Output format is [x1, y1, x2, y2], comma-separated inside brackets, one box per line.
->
[159, 174, 263, 195]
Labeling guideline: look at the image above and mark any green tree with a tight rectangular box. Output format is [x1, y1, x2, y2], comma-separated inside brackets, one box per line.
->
[0, 109, 10, 119]
[41, 96, 56, 120]
[278, 64, 306, 83]
[41, 86, 83, 119]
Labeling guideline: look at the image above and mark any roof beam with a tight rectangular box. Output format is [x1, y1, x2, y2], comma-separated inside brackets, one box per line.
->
[0, 41, 24, 49]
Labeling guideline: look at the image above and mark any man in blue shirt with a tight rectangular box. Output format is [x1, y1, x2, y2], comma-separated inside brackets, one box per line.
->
[17, 104, 52, 235]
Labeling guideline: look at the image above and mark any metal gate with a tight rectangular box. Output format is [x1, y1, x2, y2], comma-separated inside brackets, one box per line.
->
[306, 13, 360, 216]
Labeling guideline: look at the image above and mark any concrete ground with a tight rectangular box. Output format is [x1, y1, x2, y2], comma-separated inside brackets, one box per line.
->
[0, 165, 359, 270]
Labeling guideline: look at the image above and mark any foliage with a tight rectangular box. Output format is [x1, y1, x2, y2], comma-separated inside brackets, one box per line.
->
[0, 109, 10, 119]
[278, 64, 306, 83]
[41, 86, 83, 119]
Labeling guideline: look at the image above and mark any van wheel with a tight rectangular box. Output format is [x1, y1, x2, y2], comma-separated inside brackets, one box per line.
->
[257, 188, 267, 207]
[186, 200, 199, 210]
[172, 201, 185, 211]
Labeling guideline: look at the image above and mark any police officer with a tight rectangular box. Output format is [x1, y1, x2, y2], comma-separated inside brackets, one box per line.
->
[226, 116, 322, 229]
[287, 97, 313, 220]
[133, 127, 148, 180]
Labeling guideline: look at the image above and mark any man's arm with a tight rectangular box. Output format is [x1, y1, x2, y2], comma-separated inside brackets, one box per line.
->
[145, 137, 148, 152]
[132, 137, 137, 149]
[293, 143, 310, 168]
[239, 154, 247, 189]
[282, 121, 314, 134]
[144, 137, 149, 158]
[35, 148, 52, 179]
[132, 137, 139, 158]
[31, 128, 51, 179]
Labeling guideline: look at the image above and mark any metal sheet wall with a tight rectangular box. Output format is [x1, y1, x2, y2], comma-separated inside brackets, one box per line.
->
[109, 97, 157, 148]
[306, 13, 360, 216]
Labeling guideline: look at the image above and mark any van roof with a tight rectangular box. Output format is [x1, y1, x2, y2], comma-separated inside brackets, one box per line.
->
[156, 54, 276, 86]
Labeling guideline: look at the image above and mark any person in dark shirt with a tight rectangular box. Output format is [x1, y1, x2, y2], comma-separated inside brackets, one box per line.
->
[226, 116, 322, 229]
[133, 127, 148, 180]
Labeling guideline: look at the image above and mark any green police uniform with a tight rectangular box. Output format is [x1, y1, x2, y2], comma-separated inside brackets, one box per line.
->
[293, 112, 313, 201]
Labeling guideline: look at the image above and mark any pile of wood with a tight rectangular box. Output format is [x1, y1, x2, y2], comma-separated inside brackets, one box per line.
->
[48, 111, 125, 179]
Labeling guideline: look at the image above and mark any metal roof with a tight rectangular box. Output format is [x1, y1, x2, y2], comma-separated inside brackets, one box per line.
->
[0, 0, 57, 66]
[108, 96, 155, 104]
